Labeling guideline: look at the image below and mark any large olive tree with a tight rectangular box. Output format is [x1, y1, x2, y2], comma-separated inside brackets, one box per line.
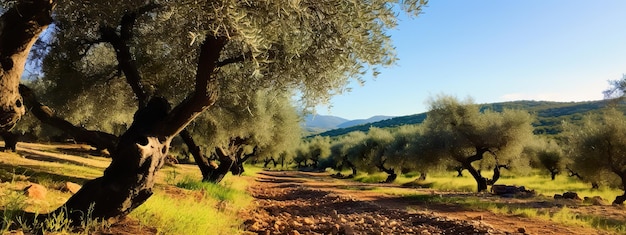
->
[0, 0, 428, 225]
[423, 95, 534, 192]
[564, 108, 626, 204]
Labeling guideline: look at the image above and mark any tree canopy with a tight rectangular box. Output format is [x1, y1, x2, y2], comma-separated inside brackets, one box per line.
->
[564, 108, 626, 204]
[422, 95, 535, 191]
[0, 0, 429, 225]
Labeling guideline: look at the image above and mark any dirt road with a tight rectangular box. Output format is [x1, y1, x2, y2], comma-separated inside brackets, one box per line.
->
[243, 171, 614, 235]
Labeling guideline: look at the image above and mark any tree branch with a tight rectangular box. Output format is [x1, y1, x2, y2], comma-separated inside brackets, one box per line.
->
[19, 85, 118, 151]
[158, 35, 227, 138]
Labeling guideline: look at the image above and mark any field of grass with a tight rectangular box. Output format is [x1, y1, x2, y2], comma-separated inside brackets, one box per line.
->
[0, 143, 257, 234]
[345, 169, 626, 234]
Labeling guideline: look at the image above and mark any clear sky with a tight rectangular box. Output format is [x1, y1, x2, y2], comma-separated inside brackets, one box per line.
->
[316, 1, 626, 120]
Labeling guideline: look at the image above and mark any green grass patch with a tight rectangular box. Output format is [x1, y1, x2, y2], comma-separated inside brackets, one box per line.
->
[175, 177, 240, 202]
[131, 192, 242, 235]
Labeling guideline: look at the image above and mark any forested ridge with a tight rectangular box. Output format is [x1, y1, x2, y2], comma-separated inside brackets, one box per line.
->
[315, 99, 625, 137]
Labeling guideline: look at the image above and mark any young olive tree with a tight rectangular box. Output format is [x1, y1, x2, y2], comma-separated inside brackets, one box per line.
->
[563, 108, 626, 204]
[0, 0, 428, 225]
[329, 131, 368, 177]
[524, 137, 568, 180]
[423, 95, 534, 192]
[347, 128, 397, 182]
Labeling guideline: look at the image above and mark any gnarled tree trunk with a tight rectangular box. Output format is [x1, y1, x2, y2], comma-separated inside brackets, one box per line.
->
[180, 129, 216, 181]
[460, 147, 490, 192]
[1, 131, 18, 152]
[44, 35, 226, 224]
[49, 98, 172, 224]
[0, 0, 55, 131]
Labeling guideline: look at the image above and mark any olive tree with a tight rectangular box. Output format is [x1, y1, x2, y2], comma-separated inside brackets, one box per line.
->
[1, 0, 428, 225]
[423, 95, 534, 192]
[563, 108, 626, 204]
[346, 128, 397, 182]
[329, 131, 368, 177]
[524, 137, 567, 180]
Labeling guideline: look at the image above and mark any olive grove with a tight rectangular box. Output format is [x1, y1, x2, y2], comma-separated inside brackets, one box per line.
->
[0, 0, 428, 225]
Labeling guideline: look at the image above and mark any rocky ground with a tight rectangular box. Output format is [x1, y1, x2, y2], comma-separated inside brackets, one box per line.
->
[241, 171, 618, 235]
[242, 171, 506, 235]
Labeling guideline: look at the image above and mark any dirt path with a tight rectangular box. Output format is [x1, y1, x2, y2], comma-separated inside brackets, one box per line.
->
[243, 171, 616, 235]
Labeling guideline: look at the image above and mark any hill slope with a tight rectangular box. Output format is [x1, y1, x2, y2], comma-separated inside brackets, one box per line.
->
[314, 100, 623, 137]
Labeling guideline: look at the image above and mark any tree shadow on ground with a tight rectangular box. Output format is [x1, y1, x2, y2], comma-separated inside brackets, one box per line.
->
[0, 164, 94, 184]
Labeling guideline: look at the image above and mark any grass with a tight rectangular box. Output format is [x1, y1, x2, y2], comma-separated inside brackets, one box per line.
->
[132, 171, 253, 234]
[402, 192, 626, 233]
[0, 143, 257, 234]
[357, 170, 626, 234]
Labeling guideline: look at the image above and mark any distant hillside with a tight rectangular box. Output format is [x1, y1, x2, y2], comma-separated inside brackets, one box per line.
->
[303, 114, 349, 130]
[313, 100, 625, 138]
[336, 115, 395, 128]
[303, 114, 397, 135]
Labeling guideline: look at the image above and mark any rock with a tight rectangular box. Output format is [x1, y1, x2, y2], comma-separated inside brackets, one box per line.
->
[289, 230, 301, 235]
[584, 196, 608, 206]
[342, 224, 355, 235]
[553, 194, 563, 199]
[562, 191, 581, 200]
[62, 182, 81, 194]
[517, 227, 526, 233]
[23, 184, 46, 200]
[302, 217, 315, 225]
[420, 229, 431, 235]
[290, 220, 303, 227]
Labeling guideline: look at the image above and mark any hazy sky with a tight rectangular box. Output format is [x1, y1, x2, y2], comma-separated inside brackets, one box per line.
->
[316, 1, 626, 120]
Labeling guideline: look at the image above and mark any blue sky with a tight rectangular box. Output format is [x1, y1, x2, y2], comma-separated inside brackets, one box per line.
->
[316, 1, 626, 120]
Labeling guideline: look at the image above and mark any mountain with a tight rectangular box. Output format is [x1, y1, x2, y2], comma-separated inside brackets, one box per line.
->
[312, 99, 626, 138]
[336, 115, 395, 128]
[303, 114, 396, 135]
[303, 114, 349, 132]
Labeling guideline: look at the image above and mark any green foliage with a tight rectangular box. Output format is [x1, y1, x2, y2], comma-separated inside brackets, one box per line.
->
[423, 95, 535, 169]
[523, 137, 568, 179]
[34, 0, 428, 138]
[563, 108, 626, 191]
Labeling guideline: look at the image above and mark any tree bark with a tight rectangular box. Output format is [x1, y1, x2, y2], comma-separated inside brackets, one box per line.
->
[0, 0, 55, 131]
[49, 97, 172, 224]
[45, 35, 226, 224]
[179, 129, 216, 181]
[207, 147, 235, 183]
[550, 169, 558, 180]
[486, 164, 509, 185]
[377, 163, 397, 183]
[460, 148, 489, 192]
[1, 131, 18, 152]
[19, 85, 118, 151]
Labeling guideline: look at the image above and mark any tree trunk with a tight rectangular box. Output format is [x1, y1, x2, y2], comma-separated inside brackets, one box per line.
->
[180, 129, 216, 181]
[207, 147, 234, 183]
[48, 97, 172, 224]
[550, 169, 558, 180]
[44, 34, 226, 224]
[1, 131, 18, 152]
[418, 172, 427, 181]
[461, 160, 488, 192]
[377, 163, 397, 183]
[487, 164, 508, 185]
[0, 0, 54, 131]
[455, 166, 464, 177]
[612, 172, 626, 205]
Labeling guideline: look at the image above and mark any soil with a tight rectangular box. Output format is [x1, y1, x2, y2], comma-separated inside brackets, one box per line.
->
[242, 170, 622, 235]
